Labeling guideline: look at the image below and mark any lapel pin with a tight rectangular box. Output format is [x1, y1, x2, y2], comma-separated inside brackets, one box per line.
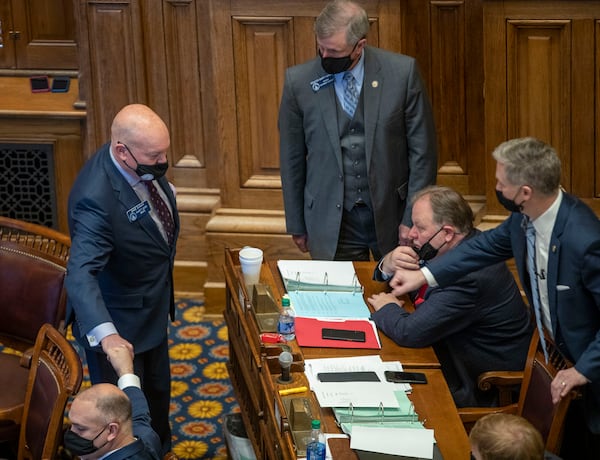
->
[552, 245, 557, 253]
[371, 80, 379, 88]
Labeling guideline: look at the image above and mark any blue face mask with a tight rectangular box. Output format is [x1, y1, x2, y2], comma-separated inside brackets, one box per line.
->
[63, 425, 108, 456]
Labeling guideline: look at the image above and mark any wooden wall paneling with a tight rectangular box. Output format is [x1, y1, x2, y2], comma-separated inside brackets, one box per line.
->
[161, 0, 209, 189]
[430, 1, 468, 194]
[232, 15, 291, 208]
[0, 1, 15, 68]
[10, 0, 78, 70]
[483, 1, 600, 216]
[570, 17, 595, 199]
[0, 117, 84, 233]
[81, 1, 147, 154]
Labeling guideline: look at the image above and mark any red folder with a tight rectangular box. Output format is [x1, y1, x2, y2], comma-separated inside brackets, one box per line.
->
[295, 317, 381, 349]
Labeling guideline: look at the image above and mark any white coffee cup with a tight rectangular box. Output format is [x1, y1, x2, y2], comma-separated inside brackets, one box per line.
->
[238, 246, 263, 290]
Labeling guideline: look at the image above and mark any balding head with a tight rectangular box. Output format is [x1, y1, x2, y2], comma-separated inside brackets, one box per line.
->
[66, 383, 134, 459]
[110, 104, 171, 178]
[111, 104, 169, 151]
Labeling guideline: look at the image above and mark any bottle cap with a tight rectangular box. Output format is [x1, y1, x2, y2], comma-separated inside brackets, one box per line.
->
[282, 296, 291, 307]
[311, 419, 321, 429]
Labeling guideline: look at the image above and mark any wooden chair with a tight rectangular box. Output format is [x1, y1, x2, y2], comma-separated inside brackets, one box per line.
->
[10, 323, 82, 460]
[0, 217, 71, 444]
[458, 328, 577, 454]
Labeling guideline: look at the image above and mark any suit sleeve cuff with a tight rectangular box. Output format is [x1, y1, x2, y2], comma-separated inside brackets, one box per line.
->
[86, 322, 118, 347]
[421, 267, 438, 287]
[118, 374, 141, 390]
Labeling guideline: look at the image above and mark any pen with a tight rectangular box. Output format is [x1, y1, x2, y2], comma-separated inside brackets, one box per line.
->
[278, 386, 308, 396]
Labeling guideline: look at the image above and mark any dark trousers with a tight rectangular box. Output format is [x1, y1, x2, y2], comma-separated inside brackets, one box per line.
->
[334, 204, 381, 261]
[85, 337, 172, 455]
[560, 399, 600, 460]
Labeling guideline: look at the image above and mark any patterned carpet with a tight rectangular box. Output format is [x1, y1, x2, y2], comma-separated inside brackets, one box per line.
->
[0, 298, 240, 460]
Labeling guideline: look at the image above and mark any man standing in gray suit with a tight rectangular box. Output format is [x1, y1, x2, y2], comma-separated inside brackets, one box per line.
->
[279, 0, 437, 261]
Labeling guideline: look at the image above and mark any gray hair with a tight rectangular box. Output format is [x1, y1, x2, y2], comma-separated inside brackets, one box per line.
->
[314, 0, 370, 46]
[412, 186, 474, 235]
[492, 137, 561, 196]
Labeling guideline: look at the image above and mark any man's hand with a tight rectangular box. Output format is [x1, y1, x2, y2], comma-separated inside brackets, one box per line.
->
[389, 269, 426, 296]
[398, 224, 411, 246]
[380, 246, 420, 275]
[292, 234, 309, 252]
[101, 334, 134, 363]
[106, 343, 135, 378]
[551, 367, 588, 404]
[368, 292, 404, 312]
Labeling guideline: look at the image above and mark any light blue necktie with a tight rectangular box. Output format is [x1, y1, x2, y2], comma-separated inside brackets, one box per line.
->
[343, 72, 358, 118]
[525, 220, 549, 362]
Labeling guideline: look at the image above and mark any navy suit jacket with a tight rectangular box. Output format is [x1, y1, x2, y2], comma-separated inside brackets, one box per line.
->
[372, 232, 532, 406]
[279, 46, 437, 259]
[103, 386, 161, 460]
[427, 193, 600, 431]
[65, 143, 179, 352]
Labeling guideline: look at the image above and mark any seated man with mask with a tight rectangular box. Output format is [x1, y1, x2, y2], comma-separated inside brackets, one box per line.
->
[63, 344, 161, 460]
[369, 186, 532, 407]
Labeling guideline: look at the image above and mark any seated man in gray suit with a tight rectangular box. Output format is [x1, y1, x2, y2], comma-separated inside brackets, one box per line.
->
[64, 345, 161, 460]
[369, 186, 532, 407]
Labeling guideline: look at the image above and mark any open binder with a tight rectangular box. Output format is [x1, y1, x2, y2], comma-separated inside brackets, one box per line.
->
[277, 260, 371, 318]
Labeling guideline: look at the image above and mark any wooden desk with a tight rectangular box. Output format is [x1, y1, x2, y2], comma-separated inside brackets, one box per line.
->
[224, 249, 470, 459]
[265, 259, 440, 368]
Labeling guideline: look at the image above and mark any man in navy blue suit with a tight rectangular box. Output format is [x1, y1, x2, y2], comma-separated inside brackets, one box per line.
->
[369, 186, 532, 407]
[388, 137, 600, 459]
[65, 104, 179, 453]
[64, 345, 161, 460]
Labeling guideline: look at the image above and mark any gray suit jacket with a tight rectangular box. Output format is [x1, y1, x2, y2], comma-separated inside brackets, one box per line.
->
[279, 46, 437, 260]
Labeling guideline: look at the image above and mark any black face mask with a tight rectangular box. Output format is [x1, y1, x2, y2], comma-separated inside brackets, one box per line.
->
[495, 187, 524, 213]
[412, 227, 446, 262]
[63, 425, 108, 456]
[320, 41, 360, 75]
[121, 142, 169, 181]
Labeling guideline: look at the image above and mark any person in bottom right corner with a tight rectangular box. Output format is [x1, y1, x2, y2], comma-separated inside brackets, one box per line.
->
[469, 413, 562, 460]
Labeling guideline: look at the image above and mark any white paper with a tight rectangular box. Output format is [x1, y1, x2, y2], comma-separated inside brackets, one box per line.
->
[304, 356, 407, 407]
[350, 426, 435, 458]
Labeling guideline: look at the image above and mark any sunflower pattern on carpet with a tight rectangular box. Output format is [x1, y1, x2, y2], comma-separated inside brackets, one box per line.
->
[167, 298, 240, 459]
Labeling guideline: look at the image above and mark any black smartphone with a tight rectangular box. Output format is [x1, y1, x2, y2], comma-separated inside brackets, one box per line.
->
[51, 76, 71, 93]
[30, 76, 50, 93]
[384, 370, 428, 384]
[321, 328, 366, 343]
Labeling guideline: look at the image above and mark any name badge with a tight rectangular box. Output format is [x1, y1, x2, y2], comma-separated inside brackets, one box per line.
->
[310, 74, 335, 92]
[127, 201, 150, 222]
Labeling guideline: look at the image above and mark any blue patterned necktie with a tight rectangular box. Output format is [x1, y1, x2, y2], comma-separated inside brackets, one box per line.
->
[525, 220, 549, 362]
[343, 71, 358, 118]
[143, 180, 175, 246]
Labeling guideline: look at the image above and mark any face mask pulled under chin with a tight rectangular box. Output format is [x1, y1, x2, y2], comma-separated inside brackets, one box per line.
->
[495, 188, 523, 213]
[412, 227, 445, 263]
[63, 425, 108, 456]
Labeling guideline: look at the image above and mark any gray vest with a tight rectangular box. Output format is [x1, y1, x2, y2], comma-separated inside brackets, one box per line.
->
[337, 90, 371, 211]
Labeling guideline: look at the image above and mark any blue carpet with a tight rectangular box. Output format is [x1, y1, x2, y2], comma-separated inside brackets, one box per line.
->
[0, 298, 240, 460]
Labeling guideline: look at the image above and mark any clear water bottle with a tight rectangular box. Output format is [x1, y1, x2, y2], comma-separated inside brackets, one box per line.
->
[277, 295, 295, 341]
[306, 419, 326, 460]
